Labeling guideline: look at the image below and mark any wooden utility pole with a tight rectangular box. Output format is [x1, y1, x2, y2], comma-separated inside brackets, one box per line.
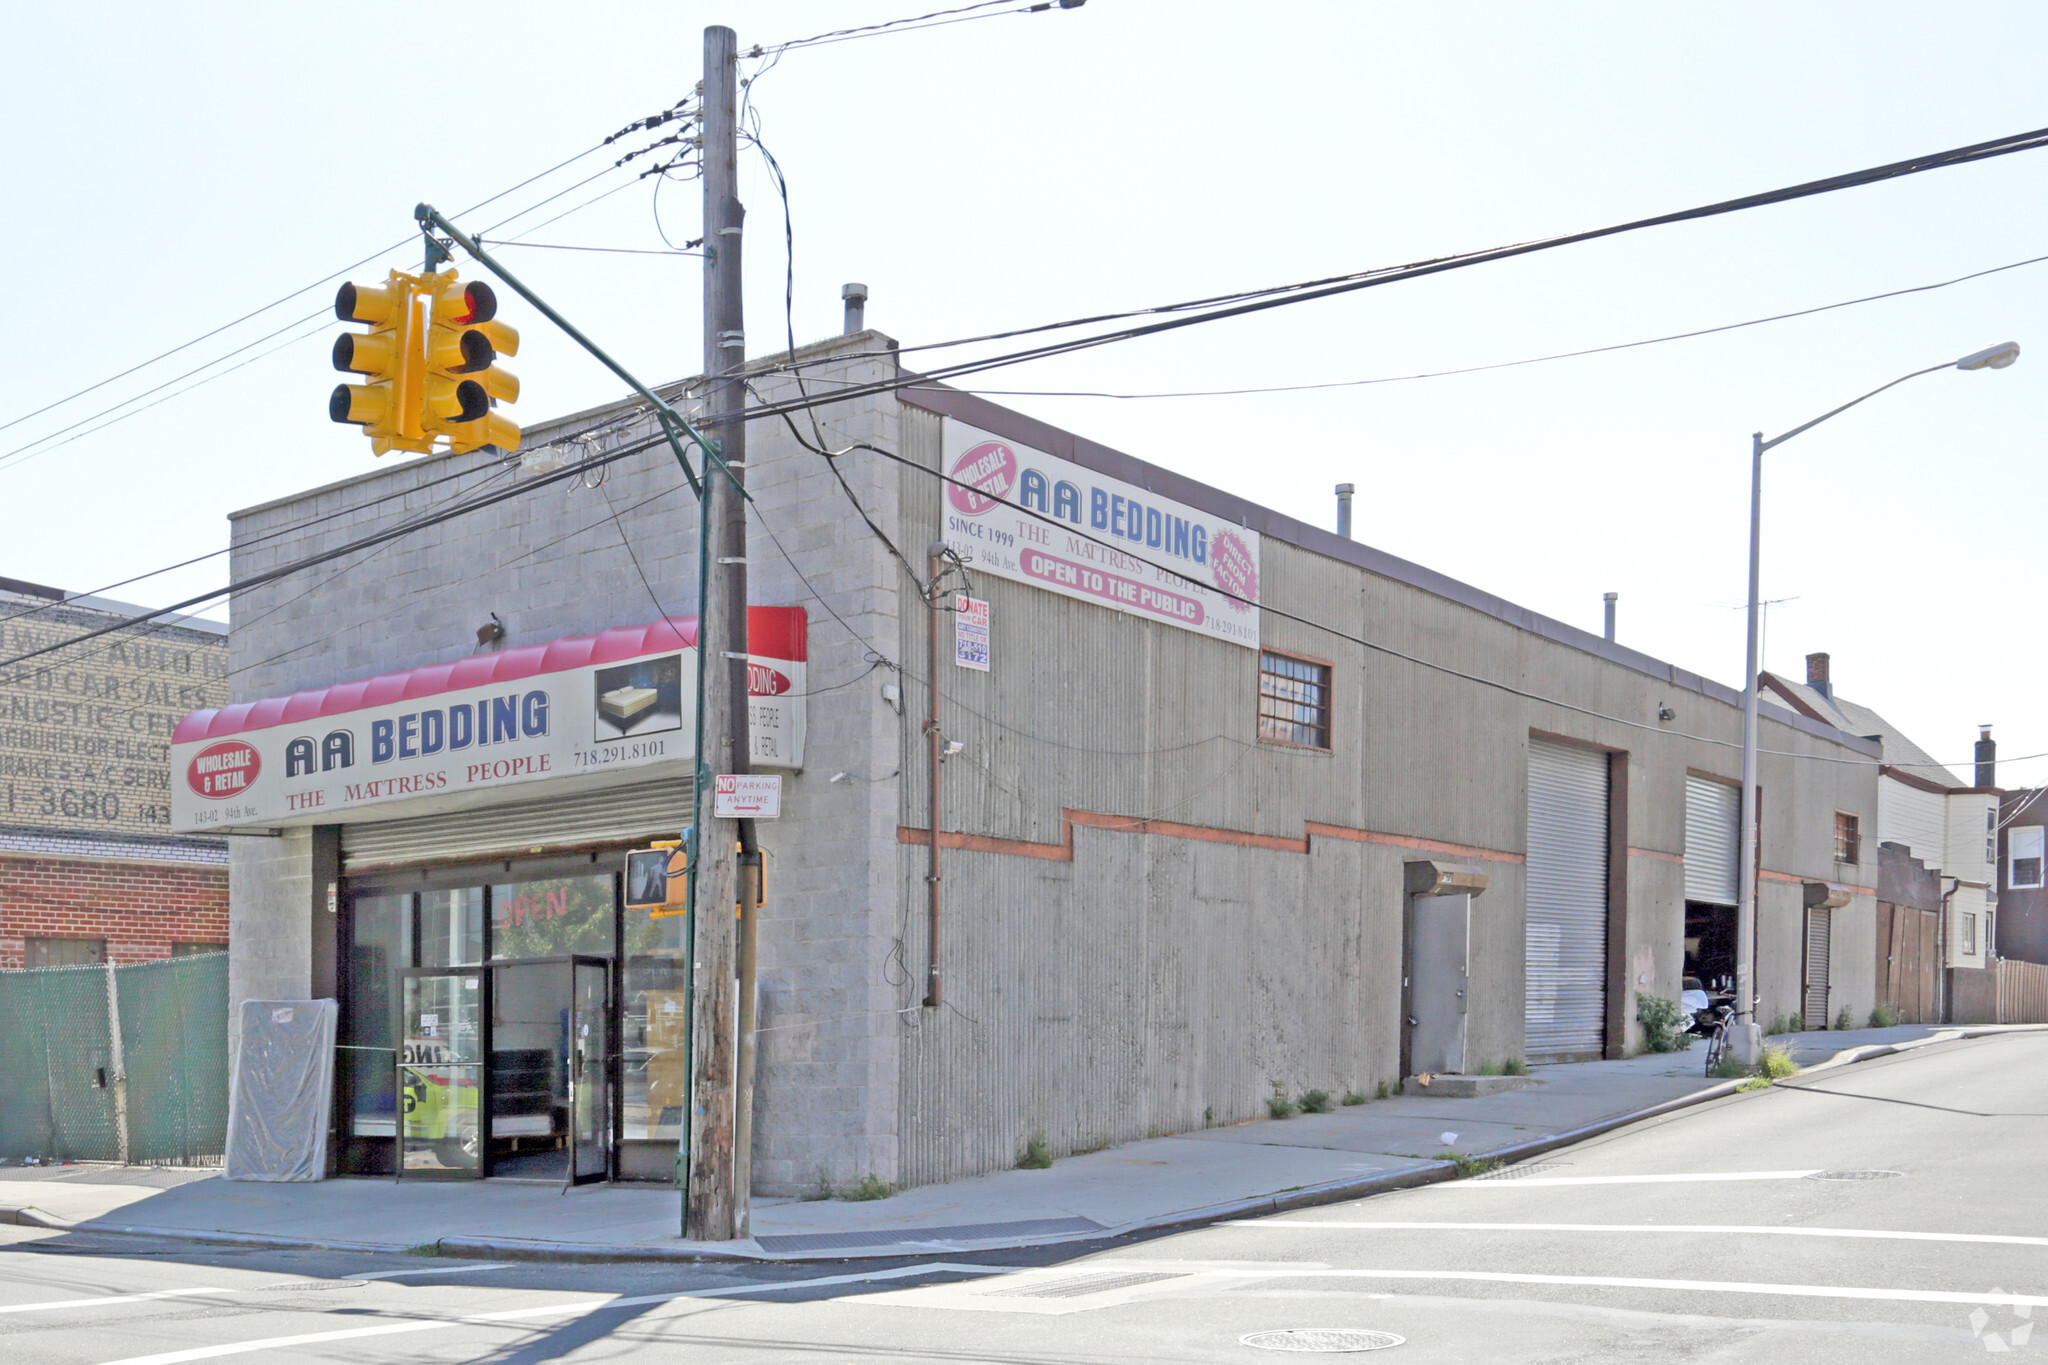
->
[686, 20, 751, 1242]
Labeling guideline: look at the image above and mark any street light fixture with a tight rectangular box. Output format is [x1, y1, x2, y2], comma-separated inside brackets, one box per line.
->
[1732, 342, 2019, 1063]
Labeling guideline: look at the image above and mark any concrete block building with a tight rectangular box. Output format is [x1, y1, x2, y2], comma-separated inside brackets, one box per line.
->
[2, 576, 228, 967]
[179, 331, 1879, 1193]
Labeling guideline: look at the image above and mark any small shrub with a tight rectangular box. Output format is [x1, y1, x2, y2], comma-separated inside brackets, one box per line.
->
[843, 1173, 894, 1201]
[1833, 1005, 1853, 1032]
[1018, 1133, 1052, 1169]
[1636, 993, 1693, 1053]
[1501, 1057, 1528, 1076]
[1868, 1003, 1900, 1029]
[1266, 1081, 1298, 1120]
[1297, 1089, 1333, 1114]
[1766, 1013, 1804, 1036]
[1341, 1090, 1367, 1106]
[1710, 1055, 1750, 1080]
[1375, 1080, 1391, 1101]
[1757, 1044, 1798, 1080]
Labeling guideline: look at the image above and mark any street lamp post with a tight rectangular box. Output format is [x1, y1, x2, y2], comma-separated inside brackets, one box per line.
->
[1731, 340, 2019, 1064]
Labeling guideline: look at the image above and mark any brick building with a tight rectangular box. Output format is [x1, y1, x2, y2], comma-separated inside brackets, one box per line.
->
[0, 576, 228, 967]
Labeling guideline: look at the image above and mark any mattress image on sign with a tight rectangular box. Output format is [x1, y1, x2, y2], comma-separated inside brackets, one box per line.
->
[591, 654, 685, 742]
[600, 686, 659, 723]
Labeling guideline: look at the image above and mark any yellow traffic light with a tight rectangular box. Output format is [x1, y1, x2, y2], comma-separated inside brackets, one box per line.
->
[329, 272, 431, 456]
[420, 275, 521, 453]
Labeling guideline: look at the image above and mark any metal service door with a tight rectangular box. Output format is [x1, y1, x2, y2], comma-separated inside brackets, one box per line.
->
[1525, 739, 1611, 1062]
[398, 968, 485, 1178]
[569, 957, 613, 1186]
[1408, 893, 1472, 1076]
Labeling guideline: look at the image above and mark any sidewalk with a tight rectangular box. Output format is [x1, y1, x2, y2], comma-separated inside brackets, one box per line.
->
[4, 1023, 2035, 1263]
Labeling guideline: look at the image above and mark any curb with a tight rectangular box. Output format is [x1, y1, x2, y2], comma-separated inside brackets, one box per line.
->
[39, 1024, 2046, 1265]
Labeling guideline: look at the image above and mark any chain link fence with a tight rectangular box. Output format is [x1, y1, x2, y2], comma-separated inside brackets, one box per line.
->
[0, 953, 228, 1166]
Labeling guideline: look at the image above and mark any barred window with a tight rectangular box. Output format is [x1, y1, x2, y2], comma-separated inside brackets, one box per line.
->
[1833, 812, 1860, 865]
[1258, 651, 1332, 749]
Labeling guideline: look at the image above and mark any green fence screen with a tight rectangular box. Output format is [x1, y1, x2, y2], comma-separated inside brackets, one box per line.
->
[0, 953, 227, 1165]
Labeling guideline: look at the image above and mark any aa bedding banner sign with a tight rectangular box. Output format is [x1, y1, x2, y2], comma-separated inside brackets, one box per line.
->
[169, 611, 805, 834]
[940, 420, 1260, 648]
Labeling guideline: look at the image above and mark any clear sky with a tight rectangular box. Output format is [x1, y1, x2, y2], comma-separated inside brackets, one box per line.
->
[6, 2, 2045, 784]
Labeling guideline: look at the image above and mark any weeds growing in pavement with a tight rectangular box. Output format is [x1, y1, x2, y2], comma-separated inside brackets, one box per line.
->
[1737, 1076, 1773, 1091]
[1375, 1080, 1392, 1100]
[1437, 1152, 1505, 1178]
[1835, 1005, 1854, 1031]
[1757, 1044, 1798, 1080]
[1297, 1089, 1333, 1114]
[803, 1170, 833, 1201]
[1341, 1090, 1368, 1106]
[1018, 1132, 1053, 1169]
[1710, 1055, 1751, 1080]
[844, 1174, 894, 1201]
[1868, 1003, 1900, 1028]
[1636, 993, 1693, 1052]
[1267, 1081, 1298, 1120]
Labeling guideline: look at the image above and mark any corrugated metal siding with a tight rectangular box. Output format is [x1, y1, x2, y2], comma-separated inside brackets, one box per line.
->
[1683, 776, 1740, 906]
[1879, 777, 1947, 869]
[1525, 739, 1608, 1061]
[339, 778, 692, 871]
[1803, 907, 1831, 1029]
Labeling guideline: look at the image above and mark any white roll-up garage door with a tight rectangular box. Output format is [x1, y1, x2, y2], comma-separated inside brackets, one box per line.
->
[340, 778, 693, 872]
[1526, 738, 1610, 1062]
[1803, 907, 1832, 1030]
[1684, 775, 1741, 906]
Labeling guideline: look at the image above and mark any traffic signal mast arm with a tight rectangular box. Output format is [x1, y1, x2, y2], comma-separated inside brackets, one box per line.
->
[414, 202, 716, 496]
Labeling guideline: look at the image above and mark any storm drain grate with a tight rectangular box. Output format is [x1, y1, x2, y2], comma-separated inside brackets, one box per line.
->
[1467, 1163, 1569, 1181]
[1241, 1328, 1405, 1352]
[984, 1271, 1186, 1299]
[1806, 1169, 1905, 1181]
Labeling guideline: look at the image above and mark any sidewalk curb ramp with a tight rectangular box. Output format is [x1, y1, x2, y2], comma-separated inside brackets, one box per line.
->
[31, 1025, 2043, 1264]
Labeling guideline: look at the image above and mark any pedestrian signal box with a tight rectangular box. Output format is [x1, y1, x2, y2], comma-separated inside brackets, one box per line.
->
[627, 840, 689, 917]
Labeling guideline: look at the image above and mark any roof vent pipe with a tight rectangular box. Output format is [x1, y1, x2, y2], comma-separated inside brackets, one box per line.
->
[1978, 725, 1997, 789]
[842, 282, 868, 334]
[1602, 592, 1617, 642]
[1335, 483, 1354, 539]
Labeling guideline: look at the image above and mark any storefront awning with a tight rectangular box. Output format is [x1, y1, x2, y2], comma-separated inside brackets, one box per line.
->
[169, 609, 806, 834]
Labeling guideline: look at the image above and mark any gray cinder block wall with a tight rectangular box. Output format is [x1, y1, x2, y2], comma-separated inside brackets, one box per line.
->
[218, 330, 1881, 1196]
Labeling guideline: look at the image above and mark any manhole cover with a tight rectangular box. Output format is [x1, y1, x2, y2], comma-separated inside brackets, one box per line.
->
[1241, 1328, 1405, 1352]
[1468, 1163, 1569, 1181]
[1806, 1169, 1904, 1181]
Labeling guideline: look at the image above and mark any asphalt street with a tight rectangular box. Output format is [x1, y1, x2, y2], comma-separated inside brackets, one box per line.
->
[1, 1030, 2042, 1363]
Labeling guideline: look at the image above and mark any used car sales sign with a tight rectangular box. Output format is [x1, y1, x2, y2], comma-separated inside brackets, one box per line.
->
[940, 419, 1259, 648]
[168, 612, 806, 834]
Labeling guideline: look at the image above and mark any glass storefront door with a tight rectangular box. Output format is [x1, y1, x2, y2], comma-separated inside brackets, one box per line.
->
[343, 857, 666, 1182]
[571, 958, 611, 1185]
[398, 968, 484, 1176]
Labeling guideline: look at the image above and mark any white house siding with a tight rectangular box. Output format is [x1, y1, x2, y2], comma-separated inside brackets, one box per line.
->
[1879, 778, 1948, 869]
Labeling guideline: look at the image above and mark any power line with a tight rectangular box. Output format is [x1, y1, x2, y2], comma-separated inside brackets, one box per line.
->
[13, 122, 2048, 757]
[0, 119, 694, 474]
[0, 137, 618, 442]
[928, 250, 2048, 402]
[744, 0, 1076, 58]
